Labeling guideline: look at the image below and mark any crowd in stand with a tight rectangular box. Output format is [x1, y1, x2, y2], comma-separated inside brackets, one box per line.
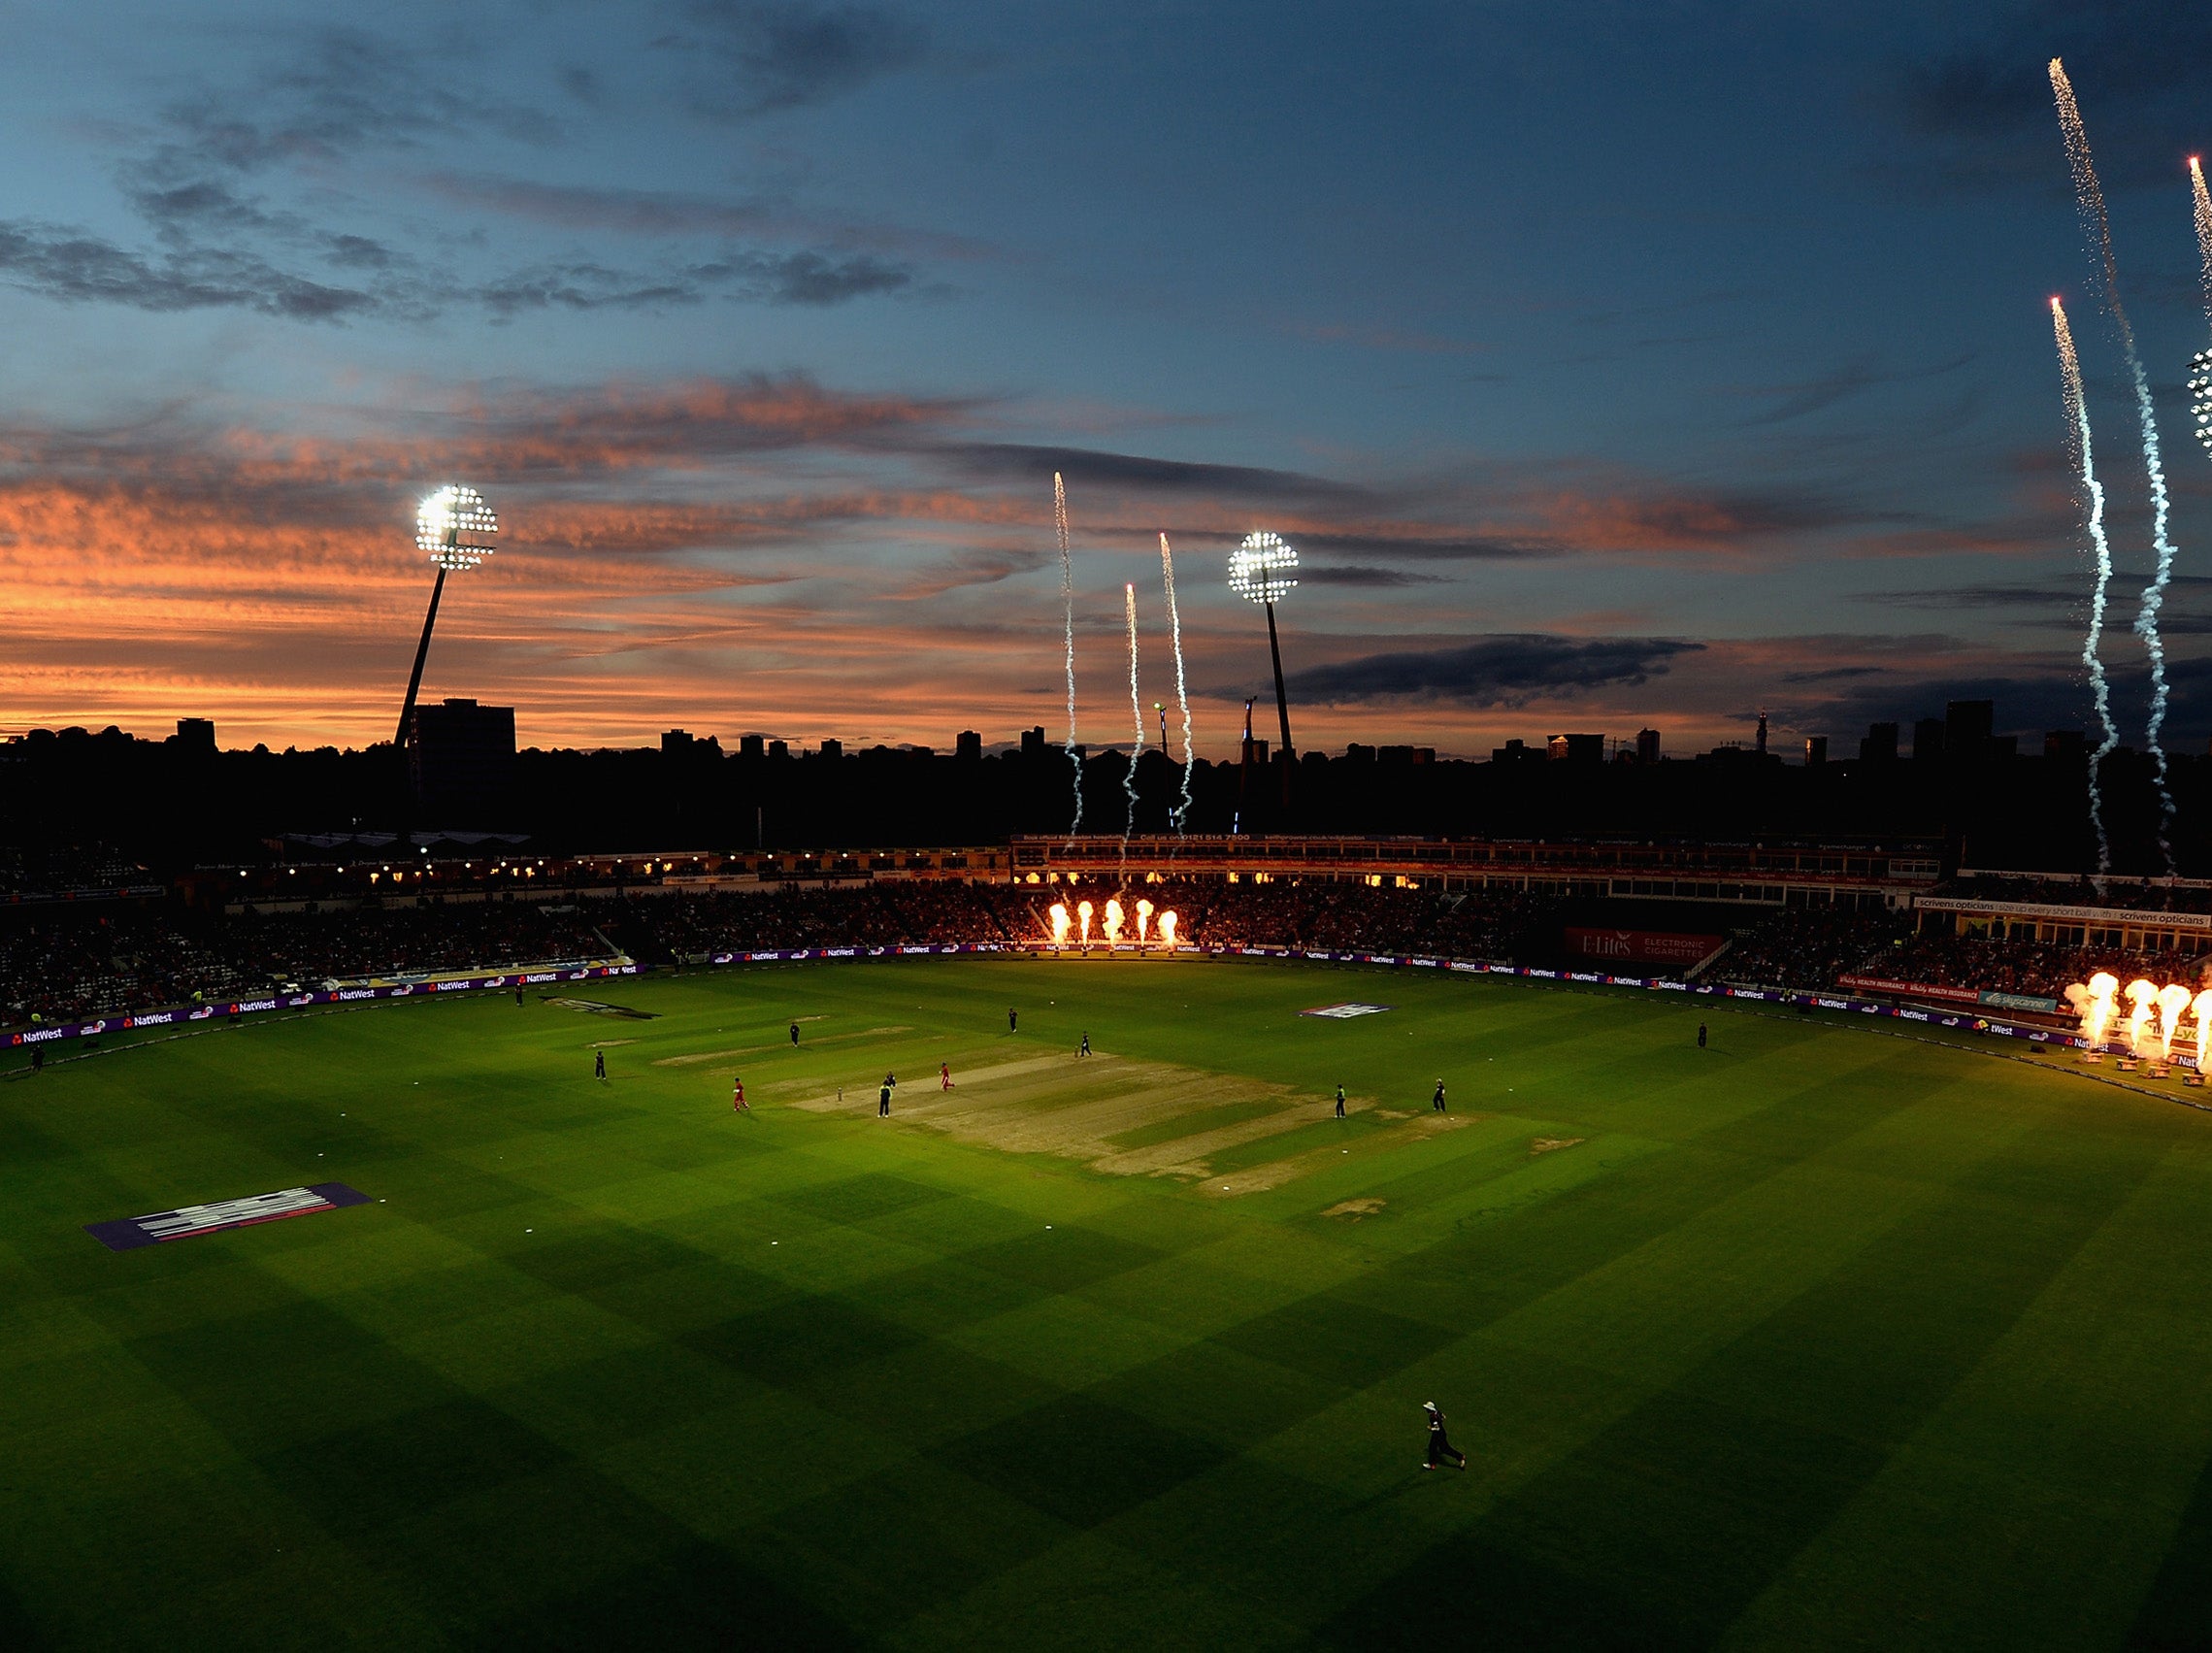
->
[10, 874, 2212, 1032]
[0, 901, 613, 1025]
[1713, 909, 1912, 992]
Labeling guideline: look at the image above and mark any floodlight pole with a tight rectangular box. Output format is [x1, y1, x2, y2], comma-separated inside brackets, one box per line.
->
[1266, 599, 1294, 806]
[1265, 600, 1293, 761]
[395, 564, 448, 748]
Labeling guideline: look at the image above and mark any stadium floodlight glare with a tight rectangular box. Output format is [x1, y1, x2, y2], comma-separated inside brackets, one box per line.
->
[395, 484, 500, 748]
[1228, 530, 1300, 605]
[416, 483, 499, 570]
[2191, 350, 2212, 461]
[1228, 530, 1299, 791]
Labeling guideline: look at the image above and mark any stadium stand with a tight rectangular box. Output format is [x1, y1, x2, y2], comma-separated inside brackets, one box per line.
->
[10, 850, 2212, 1032]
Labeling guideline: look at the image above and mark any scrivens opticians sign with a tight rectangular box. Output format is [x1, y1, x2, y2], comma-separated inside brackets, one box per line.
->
[1915, 897, 2212, 931]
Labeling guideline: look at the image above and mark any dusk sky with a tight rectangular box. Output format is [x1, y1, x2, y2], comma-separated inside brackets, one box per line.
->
[5, 0, 2212, 758]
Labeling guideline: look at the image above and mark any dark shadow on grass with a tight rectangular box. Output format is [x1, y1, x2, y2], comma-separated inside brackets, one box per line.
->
[474, 1535, 856, 1650]
[1319, 1118, 2169, 1650]
[682, 1294, 924, 1390]
[930, 1393, 1230, 1529]
[776, 1173, 953, 1225]
[2125, 1438, 2212, 1650]
[958, 1226, 1162, 1294]
[1212, 1295, 1453, 1392]
[257, 1397, 572, 1539]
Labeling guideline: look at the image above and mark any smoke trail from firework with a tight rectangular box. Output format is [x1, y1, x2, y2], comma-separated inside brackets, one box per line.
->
[1158, 533, 1196, 831]
[1122, 582, 1144, 864]
[2193, 158, 2212, 313]
[2051, 58, 2179, 863]
[2052, 298, 2118, 874]
[1055, 474, 1082, 844]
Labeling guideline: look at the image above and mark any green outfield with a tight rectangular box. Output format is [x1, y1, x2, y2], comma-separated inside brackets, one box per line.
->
[5, 957, 2212, 1650]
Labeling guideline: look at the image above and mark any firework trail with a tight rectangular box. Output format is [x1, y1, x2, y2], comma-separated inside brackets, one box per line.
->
[1055, 473, 1082, 845]
[2052, 298, 2118, 875]
[2193, 157, 2212, 313]
[1122, 583, 1144, 871]
[1157, 533, 1196, 832]
[2051, 58, 2178, 864]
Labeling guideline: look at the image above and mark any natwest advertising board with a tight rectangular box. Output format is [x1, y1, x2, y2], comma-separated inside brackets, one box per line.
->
[1565, 928, 1724, 967]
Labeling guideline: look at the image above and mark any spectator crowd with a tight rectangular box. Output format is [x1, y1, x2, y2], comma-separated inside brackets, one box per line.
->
[6, 874, 2208, 1031]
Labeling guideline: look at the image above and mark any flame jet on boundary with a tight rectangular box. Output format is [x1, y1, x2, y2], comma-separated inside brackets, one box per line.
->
[2051, 59, 2179, 866]
[2050, 298, 2118, 875]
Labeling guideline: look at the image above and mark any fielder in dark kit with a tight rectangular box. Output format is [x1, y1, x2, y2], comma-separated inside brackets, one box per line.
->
[1422, 1402, 1467, 1471]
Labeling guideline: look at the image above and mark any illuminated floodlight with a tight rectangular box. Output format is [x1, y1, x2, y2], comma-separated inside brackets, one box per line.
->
[416, 484, 499, 571]
[1228, 530, 1300, 789]
[2190, 351, 2212, 461]
[1229, 531, 1299, 605]
[396, 483, 500, 748]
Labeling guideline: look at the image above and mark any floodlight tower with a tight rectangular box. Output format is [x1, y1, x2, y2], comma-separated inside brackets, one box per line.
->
[395, 484, 498, 748]
[1229, 530, 1299, 775]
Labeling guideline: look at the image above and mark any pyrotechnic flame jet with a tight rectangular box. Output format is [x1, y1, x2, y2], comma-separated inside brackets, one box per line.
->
[2194, 988, 2212, 1074]
[2051, 297, 2118, 875]
[2158, 983, 2194, 1062]
[1048, 902, 1071, 948]
[2067, 972, 2120, 1050]
[2051, 59, 2180, 864]
[1136, 898, 1154, 942]
[2125, 978, 2160, 1057]
[1158, 909, 1178, 949]
[1103, 899, 1125, 944]
[1076, 900, 1094, 946]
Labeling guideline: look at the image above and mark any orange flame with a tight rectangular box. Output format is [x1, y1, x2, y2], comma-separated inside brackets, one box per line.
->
[1076, 900, 1094, 945]
[1103, 899, 1125, 944]
[1158, 909, 1178, 948]
[2125, 979, 2159, 1057]
[1047, 902, 1070, 947]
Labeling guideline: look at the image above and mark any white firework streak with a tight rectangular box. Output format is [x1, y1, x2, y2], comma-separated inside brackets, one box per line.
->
[2053, 298, 2117, 875]
[2052, 58, 2178, 865]
[1122, 583, 1143, 871]
[2194, 157, 2212, 314]
[1055, 473, 1082, 845]
[1158, 533, 1195, 833]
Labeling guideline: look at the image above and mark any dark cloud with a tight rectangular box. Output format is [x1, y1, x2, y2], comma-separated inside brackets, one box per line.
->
[938, 443, 1367, 505]
[0, 222, 380, 320]
[478, 249, 908, 314]
[1893, 3, 2212, 188]
[1735, 353, 1974, 426]
[1292, 531, 1554, 562]
[0, 24, 925, 326]
[1275, 634, 1704, 708]
[415, 173, 993, 261]
[159, 26, 560, 174]
[1296, 564, 1455, 588]
[667, 1, 926, 117]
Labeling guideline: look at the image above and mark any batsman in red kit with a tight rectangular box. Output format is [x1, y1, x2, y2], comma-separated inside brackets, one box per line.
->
[732, 1076, 747, 1112]
[941, 1061, 954, 1091]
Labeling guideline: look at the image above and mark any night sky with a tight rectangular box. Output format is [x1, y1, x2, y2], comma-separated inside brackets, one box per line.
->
[4, 0, 2210, 760]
